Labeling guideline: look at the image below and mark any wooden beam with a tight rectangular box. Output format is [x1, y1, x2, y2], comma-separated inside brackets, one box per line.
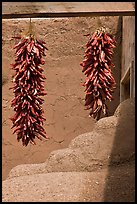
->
[120, 65, 130, 85]
[2, 2, 135, 19]
[130, 60, 135, 98]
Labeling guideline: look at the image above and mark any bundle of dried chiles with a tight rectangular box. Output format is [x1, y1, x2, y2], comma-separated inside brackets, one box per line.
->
[80, 30, 116, 120]
[10, 34, 48, 146]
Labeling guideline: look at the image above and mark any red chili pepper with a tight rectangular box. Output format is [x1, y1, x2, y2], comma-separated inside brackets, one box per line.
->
[80, 30, 116, 120]
[10, 34, 48, 146]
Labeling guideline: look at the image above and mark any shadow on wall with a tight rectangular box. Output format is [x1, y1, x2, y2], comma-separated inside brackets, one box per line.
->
[103, 16, 135, 202]
[103, 97, 135, 201]
[106, 16, 122, 117]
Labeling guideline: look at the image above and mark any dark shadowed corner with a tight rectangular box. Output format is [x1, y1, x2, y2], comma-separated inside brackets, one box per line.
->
[103, 100, 135, 202]
[103, 16, 135, 202]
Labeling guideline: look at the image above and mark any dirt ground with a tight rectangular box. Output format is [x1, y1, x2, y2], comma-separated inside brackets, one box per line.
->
[2, 16, 121, 181]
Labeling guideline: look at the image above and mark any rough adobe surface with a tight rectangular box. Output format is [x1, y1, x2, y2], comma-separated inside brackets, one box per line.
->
[2, 98, 135, 202]
[2, 16, 121, 181]
[7, 98, 135, 179]
[2, 163, 135, 202]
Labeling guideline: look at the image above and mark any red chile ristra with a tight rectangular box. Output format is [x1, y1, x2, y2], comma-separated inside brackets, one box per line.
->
[80, 29, 117, 120]
[10, 34, 48, 146]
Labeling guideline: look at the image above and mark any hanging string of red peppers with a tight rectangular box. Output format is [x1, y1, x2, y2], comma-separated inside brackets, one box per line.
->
[10, 20, 117, 146]
[80, 28, 117, 120]
[10, 19, 48, 146]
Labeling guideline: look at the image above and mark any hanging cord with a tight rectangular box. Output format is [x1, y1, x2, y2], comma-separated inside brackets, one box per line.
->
[21, 18, 35, 39]
[28, 18, 33, 37]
